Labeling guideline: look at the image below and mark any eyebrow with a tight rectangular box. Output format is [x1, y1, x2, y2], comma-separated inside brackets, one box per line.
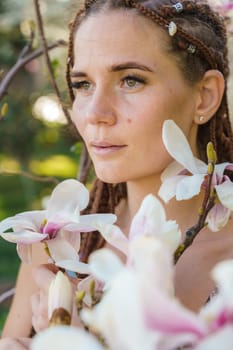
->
[70, 61, 155, 77]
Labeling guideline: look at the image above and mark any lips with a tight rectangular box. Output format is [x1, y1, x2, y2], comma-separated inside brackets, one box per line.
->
[90, 141, 127, 155]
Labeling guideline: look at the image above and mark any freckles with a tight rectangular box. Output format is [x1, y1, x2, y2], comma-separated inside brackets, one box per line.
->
[127, 118, 132, 123]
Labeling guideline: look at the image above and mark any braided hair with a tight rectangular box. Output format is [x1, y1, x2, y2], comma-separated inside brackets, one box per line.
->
[66, 0, 233, 262]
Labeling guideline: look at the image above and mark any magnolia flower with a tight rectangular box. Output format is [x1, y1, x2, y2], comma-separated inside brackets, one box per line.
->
[195, 326, 233, 350]
[95, 193, 181, 258]
[208, 0, 233, 12]
[31, 326, 105, 350]
[199, 260, 233, 331]
[0, 179, 116, 263]
[158, 120, 233, 231]
[48, 271, 73, 326]
[81, 236, 208, 350]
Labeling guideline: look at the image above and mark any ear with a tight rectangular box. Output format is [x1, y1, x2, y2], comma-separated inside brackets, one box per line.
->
[193, 70, 225, 125]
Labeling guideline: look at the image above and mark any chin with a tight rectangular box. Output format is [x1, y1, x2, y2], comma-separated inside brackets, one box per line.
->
[95, 169, 126, 184]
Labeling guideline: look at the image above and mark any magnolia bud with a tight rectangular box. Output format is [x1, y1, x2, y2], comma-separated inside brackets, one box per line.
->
[48, 271, 73, 326]
[1, 103, 8, 118]
[207, 142, 217, 163]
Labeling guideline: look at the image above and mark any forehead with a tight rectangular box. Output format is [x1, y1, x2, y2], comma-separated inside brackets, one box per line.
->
[73, 10, 170, 68]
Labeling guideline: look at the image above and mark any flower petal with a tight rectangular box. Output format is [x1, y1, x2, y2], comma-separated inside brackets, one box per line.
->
[60, 229, 81, 252]
[1, 230, 47, 244]
[215, 180, 233, 210]
[47, 237, 80, 262]
[0, 210, 45, 233]
[206, 204, 231, 232]
[144, 288, 206, 338]
[31, 326, 105, 350]
[56, 259, 90, 275]
[159, 175, 185, 203]
[161, 160, 186, 181]
[47, 179, 89, 222]
[79, 213, 117, 226]
[211, 259, 233, 297]
[81, 270, 157, 350]
[77, 276, 104, 307]
[48, 271, 73, 320]
[96, 223, 128, 254]
[89, 248, 124, 284]
[129, 194, 166, 240]
[17, 243, 32, 263]
[195, 325, 233, 350]
[162, 120, 206, 174]
[175, 174, 205, 200]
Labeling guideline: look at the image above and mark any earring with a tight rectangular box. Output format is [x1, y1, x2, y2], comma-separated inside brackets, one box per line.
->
[199, 116, 205, 122]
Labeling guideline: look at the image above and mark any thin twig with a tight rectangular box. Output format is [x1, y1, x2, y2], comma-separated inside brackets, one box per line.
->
[0, 287, 15, 304]
[33, 0, 79, 140]
[1, 169, 59, 185]
[174, 170, 215, 264]
[18, 27, 35, 60]
[0, 40, 67, 101]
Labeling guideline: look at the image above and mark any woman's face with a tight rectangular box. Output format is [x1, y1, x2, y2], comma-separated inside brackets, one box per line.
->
[71, 10, 200, 184]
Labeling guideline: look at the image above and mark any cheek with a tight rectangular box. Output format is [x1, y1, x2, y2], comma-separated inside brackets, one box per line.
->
[71, 101, 85, 135]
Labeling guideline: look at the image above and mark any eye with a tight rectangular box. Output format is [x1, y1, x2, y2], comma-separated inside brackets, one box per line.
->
[70, 80, 91, 91]
[122, 75, 146, 89]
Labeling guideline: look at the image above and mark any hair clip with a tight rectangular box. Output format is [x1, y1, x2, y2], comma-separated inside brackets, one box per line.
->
[172, 2, 183, 13]
[187, 44, 196, 54]
[168, 21, 177, 36]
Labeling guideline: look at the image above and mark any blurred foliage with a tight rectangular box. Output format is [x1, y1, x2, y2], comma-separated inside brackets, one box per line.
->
[0, 1, 83, 326]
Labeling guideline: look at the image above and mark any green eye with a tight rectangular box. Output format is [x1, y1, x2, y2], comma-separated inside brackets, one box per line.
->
[125, 78, 138, 87]
[122, 75, 146, 89]
[70, 81, 91, 90]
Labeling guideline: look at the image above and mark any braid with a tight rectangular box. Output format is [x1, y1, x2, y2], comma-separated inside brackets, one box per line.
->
[66, 7, 85, 103]
[130, 0, 217, 69]
[80, 180, 127, 263]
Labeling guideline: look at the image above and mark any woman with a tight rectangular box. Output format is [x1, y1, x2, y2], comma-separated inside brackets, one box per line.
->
[1, 0, 233, 347]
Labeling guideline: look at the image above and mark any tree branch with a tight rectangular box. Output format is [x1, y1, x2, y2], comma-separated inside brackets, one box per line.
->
[1, 169, 59, 185]
[174, 162, 216, 264]
[33, 0, 80, 140]
[0, 40, 67, 101]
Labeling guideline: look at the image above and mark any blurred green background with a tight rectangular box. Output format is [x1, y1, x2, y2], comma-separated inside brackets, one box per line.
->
[0, 0, 83, 332]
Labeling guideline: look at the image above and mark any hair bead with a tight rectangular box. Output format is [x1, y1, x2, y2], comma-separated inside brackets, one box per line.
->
[172, 2, 183, 13]
[168, 21, 177, 36]
[187, 43, 196, 54]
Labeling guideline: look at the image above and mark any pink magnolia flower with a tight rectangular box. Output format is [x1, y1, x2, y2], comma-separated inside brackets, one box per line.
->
[0, 179, 116, 263]
[31, 326, 105, 350]
[81, 237, 207, 350]
[208, 0, 233, 12]
[159, 120, 233, 231]
[95, 193, 181, 258]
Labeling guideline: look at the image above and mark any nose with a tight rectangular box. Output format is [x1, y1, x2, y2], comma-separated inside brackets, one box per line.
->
[85, 89, 117, 126]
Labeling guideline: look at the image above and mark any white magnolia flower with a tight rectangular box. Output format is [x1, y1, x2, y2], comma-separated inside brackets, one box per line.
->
[31, 326, 104, 350]
[48, 271, 73, 322]
[81, 236, 207, 350]
[0, 179, 116, 263]
[95, 193, 181, 257]
[159, 120, 233, 231]
[200, 259, 233, 332]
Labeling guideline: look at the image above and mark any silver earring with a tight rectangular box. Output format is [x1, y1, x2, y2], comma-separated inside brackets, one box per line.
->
[199, 116, 205, 122]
